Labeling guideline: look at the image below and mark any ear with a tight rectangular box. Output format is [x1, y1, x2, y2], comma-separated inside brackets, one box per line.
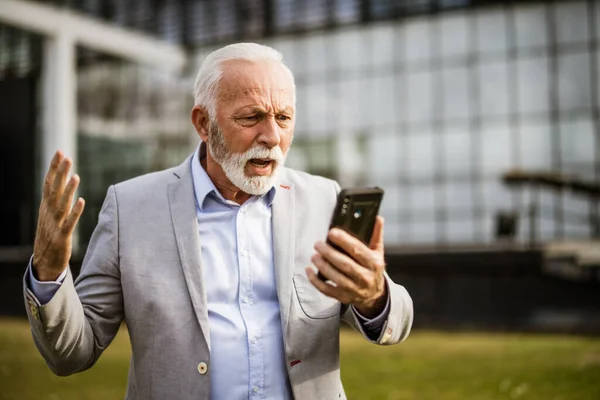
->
[191, 105, 210, 142]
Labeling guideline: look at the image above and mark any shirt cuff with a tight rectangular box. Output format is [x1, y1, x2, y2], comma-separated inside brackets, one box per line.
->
[27, 257, 67, 305]
[351, 282, 391, 339]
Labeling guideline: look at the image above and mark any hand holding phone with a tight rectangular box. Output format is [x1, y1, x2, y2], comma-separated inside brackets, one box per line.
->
[318, 187, 384, 281]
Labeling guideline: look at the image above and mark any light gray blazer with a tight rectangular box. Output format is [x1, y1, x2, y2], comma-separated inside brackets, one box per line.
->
[24, 155, 413, 400]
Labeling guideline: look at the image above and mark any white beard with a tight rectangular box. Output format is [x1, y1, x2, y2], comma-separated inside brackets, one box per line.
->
[207, 122, 287, 196]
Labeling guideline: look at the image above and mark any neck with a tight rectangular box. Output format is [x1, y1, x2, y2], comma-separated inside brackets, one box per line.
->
[200, 152, 252, 205]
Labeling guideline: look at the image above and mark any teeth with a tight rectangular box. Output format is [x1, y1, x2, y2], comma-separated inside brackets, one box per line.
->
[251, 160, 269, 167]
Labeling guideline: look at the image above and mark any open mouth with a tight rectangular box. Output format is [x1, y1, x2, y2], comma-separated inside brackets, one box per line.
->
[249, 158, 274, 168]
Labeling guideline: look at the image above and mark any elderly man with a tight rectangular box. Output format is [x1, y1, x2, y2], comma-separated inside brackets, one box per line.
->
[24, 43, 413, 400]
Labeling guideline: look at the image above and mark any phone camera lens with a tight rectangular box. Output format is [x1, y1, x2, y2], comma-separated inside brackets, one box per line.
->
[344, 197, 350, 203]
[353, 210, 362, 219]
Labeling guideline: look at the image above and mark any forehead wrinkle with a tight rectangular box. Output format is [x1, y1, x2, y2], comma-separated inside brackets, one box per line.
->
[222, 86, 293, 113]
[217, 61, 294, 113]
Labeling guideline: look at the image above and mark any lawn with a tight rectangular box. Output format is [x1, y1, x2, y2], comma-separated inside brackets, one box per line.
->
[0, 318, 599, 400]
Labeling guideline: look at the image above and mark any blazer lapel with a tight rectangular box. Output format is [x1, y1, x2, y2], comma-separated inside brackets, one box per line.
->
[167, 156, 211, 350]
[272, 174, 295, 339]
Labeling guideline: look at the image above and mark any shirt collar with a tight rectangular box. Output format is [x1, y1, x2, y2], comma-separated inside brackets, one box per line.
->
[190, 142, 277, 211]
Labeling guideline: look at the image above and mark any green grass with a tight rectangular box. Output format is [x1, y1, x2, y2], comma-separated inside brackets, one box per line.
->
[1, 318, 599, 400]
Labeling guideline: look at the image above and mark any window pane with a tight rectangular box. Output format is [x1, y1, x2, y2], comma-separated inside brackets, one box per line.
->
[295, 84, 308, 133]
[446, 219, 474, 243]
[558, 52, 592, 112]
[358, 75, 375, 129]
[446, 181, 473, 211]
[519, 122, 552, 169]
[439, 11, 469, 58]
[406, 71, 433, 123]
[214, 0, 237, 40]
[336, 135, 365, 185]
[379, 183, 401, 222]
[564, 192, 589, 217]
[272, 38, 298, 76]
[384, 220, 404, 246]
[517, 56, 550, 114]
[514, 3, 549, 49]
[443, 125, 471, 175]
[334, 0, 360, 24]
[408, 221, 437, 244]
[481, 122, 513, 175]
[560, 117, 596, 171]
[305, 34, 328, 76]
[554, 1, 589, 45]
[367, 133, 402, 181]
[404, 18, 431, 63]
[274, 0, 296, 32]
[476, 7, 508, 55]
[338, 77, 360, 130]
[479, 60, 509, 117]
[335, 28, 363, 72]
[409, 184, 436, 214]
[482, 180, 513, 215]
[373, 73, 396, 126]
[305, 83, 330, 135]
[442, 66, 471, 121]
[407, 132, 435, 178]
[299, 0, 328, 29]
[371, 24, 395, 67]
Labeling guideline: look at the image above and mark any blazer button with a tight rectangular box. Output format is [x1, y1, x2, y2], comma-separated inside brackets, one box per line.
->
[197, 362, 208, 375]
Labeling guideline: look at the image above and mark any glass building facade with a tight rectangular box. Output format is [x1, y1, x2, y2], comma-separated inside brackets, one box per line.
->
[1, 0, 598, 249]
[261, 1, 600, 246]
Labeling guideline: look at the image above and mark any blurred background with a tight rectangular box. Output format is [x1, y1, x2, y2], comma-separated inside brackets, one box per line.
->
[1, 0, 599, 399]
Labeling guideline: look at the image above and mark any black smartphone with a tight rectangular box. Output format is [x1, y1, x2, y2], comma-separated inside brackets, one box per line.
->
[318, 187, 384, 281]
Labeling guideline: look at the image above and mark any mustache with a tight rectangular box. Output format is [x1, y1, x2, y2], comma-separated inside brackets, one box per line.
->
[240, 145, 285, 164]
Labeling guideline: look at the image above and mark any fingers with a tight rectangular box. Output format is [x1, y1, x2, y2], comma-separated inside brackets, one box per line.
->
[43, 151, 64, 199]
[314, 241, 365, 283]
[369, 216, 385, 252]
[56, 174, 80, 221]
[306, 267, 345, 302]
[62, 197, 85, 235]
[311, 252, 358, 291]
[49, 156, 73, 205]
[326, 228, 381, 271]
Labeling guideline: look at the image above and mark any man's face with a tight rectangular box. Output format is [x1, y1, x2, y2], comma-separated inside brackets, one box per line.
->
[207, 60, 295, 195]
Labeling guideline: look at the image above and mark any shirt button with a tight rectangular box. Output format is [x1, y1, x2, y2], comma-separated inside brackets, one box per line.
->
[251, 337, 257, 344]
[242, 296, 250, 304]
[242, 250, 248, 257]
[253, 386, 259, 393]
[197, 362, 208, 375]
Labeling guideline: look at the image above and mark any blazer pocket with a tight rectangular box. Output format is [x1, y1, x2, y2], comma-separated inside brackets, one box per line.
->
[293, 273, 341, 319]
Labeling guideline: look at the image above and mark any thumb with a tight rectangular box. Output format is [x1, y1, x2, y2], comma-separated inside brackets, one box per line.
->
[369, 216, 385, 252]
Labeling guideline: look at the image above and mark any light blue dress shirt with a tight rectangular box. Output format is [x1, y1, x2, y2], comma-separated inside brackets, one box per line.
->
[27, 146, 390, 399]
[190, 148, 292, 399]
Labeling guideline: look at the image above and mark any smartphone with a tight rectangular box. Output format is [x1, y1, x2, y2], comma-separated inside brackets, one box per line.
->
[318, 187, 384, 281]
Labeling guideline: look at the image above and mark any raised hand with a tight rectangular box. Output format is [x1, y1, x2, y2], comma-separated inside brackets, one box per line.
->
[32, 151, 85, 281]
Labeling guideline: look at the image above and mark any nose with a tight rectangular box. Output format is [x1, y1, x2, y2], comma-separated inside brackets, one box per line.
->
[257, 117, 281, 148]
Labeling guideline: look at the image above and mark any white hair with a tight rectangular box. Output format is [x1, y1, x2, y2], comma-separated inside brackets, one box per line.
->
[193, 42, 296, 119]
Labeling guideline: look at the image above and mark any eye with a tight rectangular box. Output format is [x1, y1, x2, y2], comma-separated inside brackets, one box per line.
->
[276, 114, 291, 121]
[243, 115, 259, 121]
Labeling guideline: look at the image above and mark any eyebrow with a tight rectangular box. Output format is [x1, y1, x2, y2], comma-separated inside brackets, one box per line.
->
[236, 105, 294, 115]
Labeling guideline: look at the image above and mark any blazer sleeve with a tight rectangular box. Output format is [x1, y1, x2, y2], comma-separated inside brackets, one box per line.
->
[341, 272, 413, 345]
[331, 180, 414, 345]
[23, 185, 124, 376]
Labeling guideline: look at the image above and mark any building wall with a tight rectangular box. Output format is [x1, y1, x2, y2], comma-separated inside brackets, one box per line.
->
[247, 1, 599, 246]
[74, 1, 600, 247]
[1, 1, 598, 249]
